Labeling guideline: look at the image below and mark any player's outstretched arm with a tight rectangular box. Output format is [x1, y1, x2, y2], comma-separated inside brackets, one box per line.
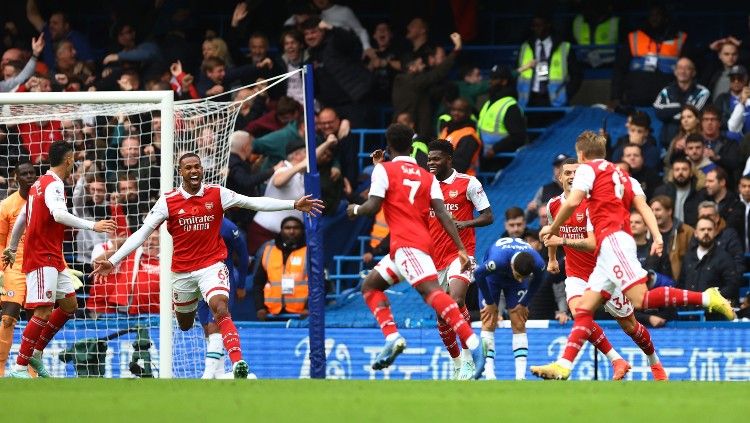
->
[540, 189, 585, 239]
[632, 195, 664, 256]
[545, 232, 596, 253]
[91, 225, 155, 282]
[347, 196, 383, 218]
[220, 187, 323, 215]
[432, 198, 470, 271]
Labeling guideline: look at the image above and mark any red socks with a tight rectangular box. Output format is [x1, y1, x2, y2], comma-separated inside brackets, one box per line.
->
[562, 308, 595, 362]
[216, 315, 242, 363]
[35, 308, 73, 352]
[364, 290, 398, 337]
[459, 306, 471, 349]
[437, 320, 461, 358]
[628, 321, 655, 355]
[426, 291, 474, 345]
[16, 316, 46, 366]
[588, 322, 614, 354]
[642, 286, 702, 308]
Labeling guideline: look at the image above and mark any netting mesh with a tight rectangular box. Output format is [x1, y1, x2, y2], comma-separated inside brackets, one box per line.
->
[0, 74, 295, 377]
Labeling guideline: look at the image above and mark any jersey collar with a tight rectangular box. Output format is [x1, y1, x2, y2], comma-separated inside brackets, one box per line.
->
[178, 184, 206, 198]
[441, 169, 458, 184]
[45, 169, 63, 183]
[392, 156, 417, 164]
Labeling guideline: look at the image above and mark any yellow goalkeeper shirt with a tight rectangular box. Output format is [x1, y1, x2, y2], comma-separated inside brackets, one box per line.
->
[0, 192, 27, 269]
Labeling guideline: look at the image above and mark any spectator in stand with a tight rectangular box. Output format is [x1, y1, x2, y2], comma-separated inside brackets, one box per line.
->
[0, 34, 43, 92]
[702, 168, 745, 239]
[654, 156, 704, 226]
[244, 96, 301, 138]
[276, 29, 307, 105]
[525, 154, 566, 223]
[570, 0, 621, 68]
[52, 40, 95, 89]
[254, 216, 309, 320]
[312, 0, 375, 60]
[226, 130, 279, 230]
[704, 39, 741, 102]
[102, 22, 162, 79]
[649, 195, 694, 280]
[696, 200, 745, 274]
[113, 171, 149, 235]
[684, 133, 715, 179]
[438, 98, 481, 176]
[252, 114, 305, 172]
[108, 135, 159, 203]
[516, 11, 581, 108]
[610, 4, 687, 108]
[302, 17, 373, 127]
[630, 209, 675, 327]
[737, 175, 750, 253]
[400, 17, 444, 72]
[317, 107, 357, 186]
[653, 57, 710, 146]
[393, 32, 462, 139]
[202, 37, 233, 68]
[231, 86, 268, 130]
[478, 65, 527, 161]
[610, 111, 659, 171]
[664, 105, 701, 171]
[678, 217, 741, 318]
[702, 105, 742, 184]
[168, 60, 199, 100]
[502, 206, 530, 239]
[317, 139, 350, 217]
[622, 143, 661, 199]
[456, 65, 489, 110]
[726, 67, 750, 143]
[368, 22, 401, 104]
[25, 0, 94, 67]
[196, 56, 263, 100]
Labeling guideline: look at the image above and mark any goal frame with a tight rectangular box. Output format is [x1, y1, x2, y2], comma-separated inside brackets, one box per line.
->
[0, 90, 176, 378]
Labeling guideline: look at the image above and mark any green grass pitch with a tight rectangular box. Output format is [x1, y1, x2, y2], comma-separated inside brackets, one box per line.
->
[5, 379, 748, 421]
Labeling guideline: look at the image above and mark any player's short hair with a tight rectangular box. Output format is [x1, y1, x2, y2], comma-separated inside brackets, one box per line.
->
[575, 130, 606, 160]
[428, 139, 453, 157]
[629, 111, 651, 130]
[504, 206, 524, 221]
[708, 166, 728, 184]
[512, 252, 536, 277]
[12, 159, 34, 175]
[685, 133, 704, 145]
[561, 158, 578, 167]
[385, 123, 415, 154]
[48, 141, 73, 167]
[178, 152, 201, 167]
[649, 195, 673, 211]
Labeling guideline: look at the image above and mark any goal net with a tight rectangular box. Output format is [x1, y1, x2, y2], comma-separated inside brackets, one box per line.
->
[0, 71, 297, 378]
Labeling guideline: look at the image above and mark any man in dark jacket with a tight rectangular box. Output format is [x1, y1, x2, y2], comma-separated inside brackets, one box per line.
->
[226, 131, 276, 228]
[702, 106, 742, 184]
[393, 32, 462, 138]
[478, 65, 527, 158]
[302, 17, 372, 127]
[653, 156, 704, 226]
[702, 167, 744, 236]
[678, 217, 741, 319]
[653, 57, 710, 145]
[696, 201, 745, 274]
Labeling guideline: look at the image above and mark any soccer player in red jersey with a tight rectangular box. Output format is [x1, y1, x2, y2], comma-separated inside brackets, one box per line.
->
[346, 124, 486, 378]
[426, 140, 493, 379]
[533, 131, 734, 380]
[92, 153, 323, 378]
[546, 158, 666, 380]
[3, 141, 117, 378]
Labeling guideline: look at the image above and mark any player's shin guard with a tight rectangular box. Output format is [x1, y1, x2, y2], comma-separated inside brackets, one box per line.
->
[459, 306, 471, 349]
[642, 286, 703, 308]
[363, 290, 398, 337]
[16, 316, 46, 367]
[437, 320, 461, 358]
[560, 308, 596, 368]
[426, 291, 478, 349]
[0, 315, 18, 376]
[216, 315, 242, 363]
[512, 333, 528, 380]
[202, 333, 225, 379]
[34, 308, 73, 353]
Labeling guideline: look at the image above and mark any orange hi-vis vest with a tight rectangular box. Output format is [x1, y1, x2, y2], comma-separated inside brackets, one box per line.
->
[439, 126, 483, 176]
[369, 209, 389, 249]
[261, 241, 308, 314]
[628, 30, 686, 74]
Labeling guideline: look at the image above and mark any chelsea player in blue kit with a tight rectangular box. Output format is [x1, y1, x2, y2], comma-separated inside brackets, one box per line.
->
[474, 237, 545, 380]
[197, 218, 251, 379]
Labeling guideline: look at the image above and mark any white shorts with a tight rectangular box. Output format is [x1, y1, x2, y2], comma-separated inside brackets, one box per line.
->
[172, 262, 230, 313]
[437, 256, 475, 290]
[25, 267, 76, 309]
[565, 276, 634, 318]
[588, 231, 648, 299]
[374, 247, 438, 286]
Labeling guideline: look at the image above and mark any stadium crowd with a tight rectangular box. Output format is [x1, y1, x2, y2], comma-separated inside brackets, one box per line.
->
[1, 0, 750, 323]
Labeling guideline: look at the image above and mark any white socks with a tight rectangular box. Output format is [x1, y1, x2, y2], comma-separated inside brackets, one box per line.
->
[480, 330, 496, 379]
[512, 333, 528, 380]
[202, 333, 225, 379]
[461, 348, 473, 363]
[605, 349, 623, 362]
[647, 353, 660, 365]
[385, 332, 401, 342]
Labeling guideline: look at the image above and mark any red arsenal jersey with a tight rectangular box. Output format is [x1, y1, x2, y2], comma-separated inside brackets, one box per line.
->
[23, 171, 68, 273]
[369, 156, 443, 257]
[428, 170, 490, 269]
[547, 194, 596, 280]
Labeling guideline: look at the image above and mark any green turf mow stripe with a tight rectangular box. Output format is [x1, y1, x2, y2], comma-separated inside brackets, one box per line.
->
[3, 379, 748, 422]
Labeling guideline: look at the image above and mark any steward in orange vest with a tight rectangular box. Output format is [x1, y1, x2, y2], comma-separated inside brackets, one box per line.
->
[254, 217, 308, 319]
[438, 98, 482, 176]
